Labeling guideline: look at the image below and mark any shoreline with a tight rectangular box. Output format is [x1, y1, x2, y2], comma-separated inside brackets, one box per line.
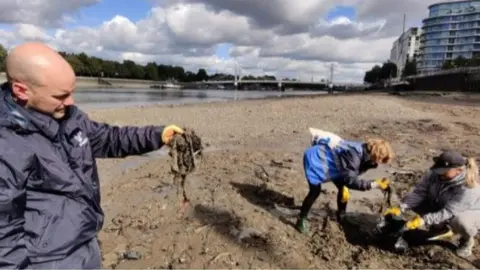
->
[83, 90, 480, 114]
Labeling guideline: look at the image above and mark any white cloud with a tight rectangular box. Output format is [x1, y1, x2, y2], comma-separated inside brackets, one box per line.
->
[0, 0, 100, 27]
[0, 0, 440, 83]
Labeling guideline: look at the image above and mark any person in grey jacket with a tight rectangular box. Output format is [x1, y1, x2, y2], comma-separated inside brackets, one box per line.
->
[0, 42, 184, 269]
[384, 150, 480, 258]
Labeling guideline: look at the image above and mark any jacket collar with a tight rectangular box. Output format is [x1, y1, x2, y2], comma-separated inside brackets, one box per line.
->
[439, 168, 466, 188]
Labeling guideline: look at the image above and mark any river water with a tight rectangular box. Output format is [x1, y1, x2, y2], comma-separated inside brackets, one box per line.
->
[74, 88, 328, 109]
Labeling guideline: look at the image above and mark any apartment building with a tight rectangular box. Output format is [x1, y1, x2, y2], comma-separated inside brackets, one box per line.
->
[389, 27, 422, 77]
[417, 0, 480, 73]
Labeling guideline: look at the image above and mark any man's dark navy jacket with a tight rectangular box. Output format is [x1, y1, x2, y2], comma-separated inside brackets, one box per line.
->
[0, 84, 165, 268]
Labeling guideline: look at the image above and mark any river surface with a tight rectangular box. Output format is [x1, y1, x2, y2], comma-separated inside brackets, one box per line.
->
[74, 88, 328, 109]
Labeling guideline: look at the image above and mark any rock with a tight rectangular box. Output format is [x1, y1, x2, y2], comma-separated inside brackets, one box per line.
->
[122, 251, 142, 260]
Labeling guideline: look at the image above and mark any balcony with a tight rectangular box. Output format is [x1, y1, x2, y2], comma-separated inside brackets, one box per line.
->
[424, 5, 478, 20]
[423, 14, 480, 26]
[421, 32, 480, 40]
[419, 39, 480, 49]
[423, 24, 480, 33]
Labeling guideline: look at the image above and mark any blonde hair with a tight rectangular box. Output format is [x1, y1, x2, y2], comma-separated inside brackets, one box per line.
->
[465, 157, 479, 188]
[366, 138, 395, 164]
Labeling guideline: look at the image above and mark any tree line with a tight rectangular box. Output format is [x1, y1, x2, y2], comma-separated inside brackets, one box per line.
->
[441, 55, 480, 70]
[363, 59, 418, 84]
[364, 54, 480, 84]
[0, 43, 281, 82]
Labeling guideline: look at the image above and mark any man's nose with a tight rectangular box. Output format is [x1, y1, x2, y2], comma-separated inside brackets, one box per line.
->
[63, 96, 74, 106]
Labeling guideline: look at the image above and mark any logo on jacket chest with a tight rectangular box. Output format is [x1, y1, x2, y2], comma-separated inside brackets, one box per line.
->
[72, 130, 89, 147]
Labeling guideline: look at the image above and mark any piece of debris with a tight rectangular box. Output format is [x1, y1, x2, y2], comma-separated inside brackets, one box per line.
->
[168, 128, 204, 204]
[121, 251, 142, 260]
[210, 252, 231, 264]
[251, 161, 270, 182]
[270, 159, 292, 169]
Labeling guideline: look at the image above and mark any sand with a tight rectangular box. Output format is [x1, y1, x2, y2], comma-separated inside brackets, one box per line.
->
[87, 92, 480, 269]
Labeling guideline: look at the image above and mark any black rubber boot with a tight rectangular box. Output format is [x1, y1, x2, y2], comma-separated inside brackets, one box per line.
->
[337, 201, 347, 222]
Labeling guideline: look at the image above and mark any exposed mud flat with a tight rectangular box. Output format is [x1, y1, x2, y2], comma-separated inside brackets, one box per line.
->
[89, 93, 480, 269]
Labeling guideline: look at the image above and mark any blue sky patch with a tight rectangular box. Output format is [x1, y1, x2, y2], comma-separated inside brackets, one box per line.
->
[326, 5, 356, 21]
[66, 0, 152, 28]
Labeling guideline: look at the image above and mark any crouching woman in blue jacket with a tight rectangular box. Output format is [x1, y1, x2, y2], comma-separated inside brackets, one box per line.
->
[296, 131, 395, 234]
[384, 150, 480, 258]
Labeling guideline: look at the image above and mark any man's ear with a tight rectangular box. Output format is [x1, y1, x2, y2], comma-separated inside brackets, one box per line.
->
[11, 82, 29, 102]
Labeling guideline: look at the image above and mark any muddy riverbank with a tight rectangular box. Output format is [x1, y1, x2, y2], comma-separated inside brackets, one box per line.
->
[87, 92, 480, 269]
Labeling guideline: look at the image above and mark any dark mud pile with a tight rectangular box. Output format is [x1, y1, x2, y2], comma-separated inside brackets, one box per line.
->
[307, 211, 478, 269]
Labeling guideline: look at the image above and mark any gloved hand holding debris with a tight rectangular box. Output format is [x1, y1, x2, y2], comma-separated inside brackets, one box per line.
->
[371, 177, 391, 191]
[383, 206, 402, 217]
[162, 124, 184, 144]
[405, 215, 425, 230]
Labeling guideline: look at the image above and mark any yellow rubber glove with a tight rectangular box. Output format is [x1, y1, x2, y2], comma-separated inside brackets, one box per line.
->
[162, 125, 184, 144]
[341, 186, 350, 203]
[374, 178, 390, 191]
[405, 215, 424, 230]
[383, 206, 401, 217]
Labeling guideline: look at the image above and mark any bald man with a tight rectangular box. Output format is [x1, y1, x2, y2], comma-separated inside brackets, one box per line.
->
[0, 42, 184, 269]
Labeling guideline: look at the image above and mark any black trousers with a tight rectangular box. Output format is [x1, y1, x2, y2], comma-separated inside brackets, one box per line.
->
[299, 177, 372, 220]
[299, 182, 322, 219]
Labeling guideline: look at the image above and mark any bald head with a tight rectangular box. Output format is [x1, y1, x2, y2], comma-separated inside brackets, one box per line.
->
[6, 42, 76, 119]
[6, 42, 75, 87]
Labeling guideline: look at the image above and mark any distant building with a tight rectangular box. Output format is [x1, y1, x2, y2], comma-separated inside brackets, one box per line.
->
[417, 0, 480, 73]
[389, 27, 422, 78]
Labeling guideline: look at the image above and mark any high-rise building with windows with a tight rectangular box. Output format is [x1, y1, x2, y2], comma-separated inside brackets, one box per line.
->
[390, 27, 422, 77]
[418, 0, 480, 73]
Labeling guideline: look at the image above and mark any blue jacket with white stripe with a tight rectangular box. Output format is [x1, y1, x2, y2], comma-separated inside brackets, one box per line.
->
[303, 137, 377, 188]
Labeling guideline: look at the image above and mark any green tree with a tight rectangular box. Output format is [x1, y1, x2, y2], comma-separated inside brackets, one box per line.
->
[195, 68, 208, 81]
[101, 60, 117, 77]
[454, 56, 468, 67]
[363, 65, 382, 84]
[442, 60, 455, 70]
[65, 54, 85, 74]
[402, 58, 417, 77]
[144, 62, 159, 80]
[379, 61, 397, 80]
[0, 44, 8, 72]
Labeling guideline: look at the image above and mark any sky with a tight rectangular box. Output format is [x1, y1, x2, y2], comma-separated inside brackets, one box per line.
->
[0, 0, 451, 83]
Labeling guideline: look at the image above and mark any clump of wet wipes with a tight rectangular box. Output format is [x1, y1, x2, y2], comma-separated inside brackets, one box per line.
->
[168, 128, 203, 203]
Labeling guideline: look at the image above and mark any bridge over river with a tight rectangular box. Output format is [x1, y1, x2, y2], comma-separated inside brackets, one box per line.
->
[0, 73, 364, 91]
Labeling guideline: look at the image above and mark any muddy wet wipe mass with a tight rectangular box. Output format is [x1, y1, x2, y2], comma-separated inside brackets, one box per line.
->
[168, 128, 204, 203]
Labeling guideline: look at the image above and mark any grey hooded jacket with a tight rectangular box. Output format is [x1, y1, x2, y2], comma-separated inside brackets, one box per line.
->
[401, 169, 480, 225]
[0, 84, 165, 268]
